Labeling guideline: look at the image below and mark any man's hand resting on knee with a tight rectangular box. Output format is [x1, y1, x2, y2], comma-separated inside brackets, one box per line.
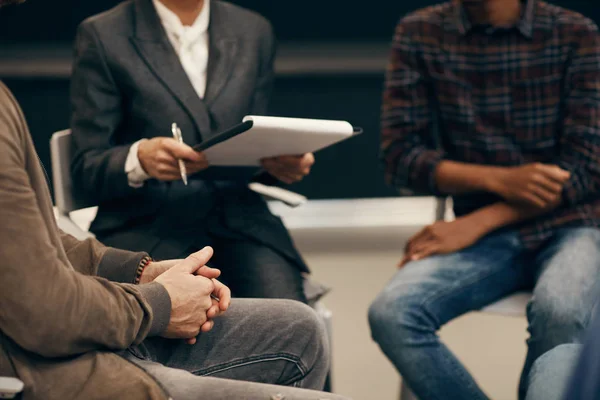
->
[399, 197, 564, 267]
[152, 247, 232, 344]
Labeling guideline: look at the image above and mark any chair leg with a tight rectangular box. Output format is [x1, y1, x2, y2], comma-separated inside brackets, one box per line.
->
[400, 380, 418, 400]
[323, 372, 332, 392]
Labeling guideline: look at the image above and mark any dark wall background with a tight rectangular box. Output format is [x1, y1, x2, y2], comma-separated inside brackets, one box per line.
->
[0, 0, 598, 200]
[1, 0, 596, 43]
[0, 0, 443, 43]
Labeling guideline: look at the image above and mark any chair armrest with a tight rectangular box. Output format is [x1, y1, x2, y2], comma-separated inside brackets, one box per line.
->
[399, 188, 448, 222]
[249, 183, 307, 208]
[0, 377, 24, 399]
[480, 292, 531, 317]
[56, 214, 94, 240]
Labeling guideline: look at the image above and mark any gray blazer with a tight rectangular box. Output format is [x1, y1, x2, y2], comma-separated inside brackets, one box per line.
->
[70, 0, 307, 271]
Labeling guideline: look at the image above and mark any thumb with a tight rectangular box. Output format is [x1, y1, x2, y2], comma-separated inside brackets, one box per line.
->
[174, 247, 214, 274]
[167, 141, 204, 162]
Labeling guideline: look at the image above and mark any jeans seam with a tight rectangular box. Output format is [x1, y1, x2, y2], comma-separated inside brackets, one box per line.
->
[191, 352, 307, 380]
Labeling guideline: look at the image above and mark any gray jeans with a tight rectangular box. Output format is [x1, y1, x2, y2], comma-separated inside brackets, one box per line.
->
[121, 299, 349, 400]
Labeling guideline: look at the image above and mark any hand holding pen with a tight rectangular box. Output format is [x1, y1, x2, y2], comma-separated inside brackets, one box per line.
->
[137, 125, 208, 182]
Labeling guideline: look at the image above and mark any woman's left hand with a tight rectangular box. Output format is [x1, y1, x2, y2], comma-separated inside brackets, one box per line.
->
[261, 153, 315, 184]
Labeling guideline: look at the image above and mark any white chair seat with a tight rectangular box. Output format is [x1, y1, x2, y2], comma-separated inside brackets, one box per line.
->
[481, 292, 530, 317]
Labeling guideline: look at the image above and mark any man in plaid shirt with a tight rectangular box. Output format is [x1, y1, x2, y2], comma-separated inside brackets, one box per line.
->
[368, 0, 600, 399]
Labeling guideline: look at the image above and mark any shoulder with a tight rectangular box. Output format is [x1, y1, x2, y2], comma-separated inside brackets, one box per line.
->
[0, 82, 24, 131]
[212, 1, 273, 40]
[77, 0, 135, 39]
[395, 2, 453, 36]
[0, 82, 26, 156]
[537, 1, 599, 36]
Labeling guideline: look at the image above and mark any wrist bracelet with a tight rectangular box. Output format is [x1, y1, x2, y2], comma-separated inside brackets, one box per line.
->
[134, 256, 153, 284]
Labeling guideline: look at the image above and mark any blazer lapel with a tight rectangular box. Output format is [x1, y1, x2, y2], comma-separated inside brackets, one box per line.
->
[204, 3, 239, 107]
[130, 0, 211, 143]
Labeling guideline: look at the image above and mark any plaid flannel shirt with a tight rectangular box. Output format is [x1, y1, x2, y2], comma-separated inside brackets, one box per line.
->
[381, 0, 600, 248]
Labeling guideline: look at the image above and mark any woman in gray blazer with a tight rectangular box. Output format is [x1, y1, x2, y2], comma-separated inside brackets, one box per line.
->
[70, 0, 314, 303]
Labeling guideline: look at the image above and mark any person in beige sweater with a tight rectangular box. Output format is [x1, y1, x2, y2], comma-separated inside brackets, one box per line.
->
[0, 42, 347, 400]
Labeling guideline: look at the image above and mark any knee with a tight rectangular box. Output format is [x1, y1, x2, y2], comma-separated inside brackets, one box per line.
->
[368, 288, 431, 347]
[528, 291, 588, 339]
[282, 300, 330, 362]
[367, 293, 392, 338]
[525, 344, 581, 400]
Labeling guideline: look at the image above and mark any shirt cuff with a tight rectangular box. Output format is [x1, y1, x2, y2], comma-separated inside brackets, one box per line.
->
[137, 282, 171, 337]
[97, 248, 150, 284]
[409, 149, 445, 195]
[125, 139, 150, 188]
[558, 161, 590, 207]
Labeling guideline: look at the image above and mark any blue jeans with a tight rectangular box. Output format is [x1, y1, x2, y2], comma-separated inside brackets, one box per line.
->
[368, 227, 600, 400]
[525, 344, 581, 400]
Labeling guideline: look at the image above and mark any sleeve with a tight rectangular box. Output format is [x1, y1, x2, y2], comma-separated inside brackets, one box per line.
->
[249, 19, 276, 115]
[557, 20, 600, 207]
[59, 230, 149, 284]
[70, 21, 142, 203]
[380, 20, 444, 194]
[125, 139, 151, 188]
[0, 86, 170, 358]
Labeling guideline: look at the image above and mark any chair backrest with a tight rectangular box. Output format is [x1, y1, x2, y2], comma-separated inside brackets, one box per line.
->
[50, 129, 95, 214]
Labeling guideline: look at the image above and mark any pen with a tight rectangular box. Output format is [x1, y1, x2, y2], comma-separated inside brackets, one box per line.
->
[171, 122, 188, 186]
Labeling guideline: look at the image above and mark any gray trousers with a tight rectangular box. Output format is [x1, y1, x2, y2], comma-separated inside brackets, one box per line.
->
[121, 299, 349, 400]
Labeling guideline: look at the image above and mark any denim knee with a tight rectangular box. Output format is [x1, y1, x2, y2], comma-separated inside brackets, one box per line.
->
[368, 288, 433, 349]
[525, 344, 581, 400]
[527, 290, 588, 343]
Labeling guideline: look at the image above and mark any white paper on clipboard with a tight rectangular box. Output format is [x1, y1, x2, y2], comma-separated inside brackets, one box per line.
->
[203, 116, 358, 166]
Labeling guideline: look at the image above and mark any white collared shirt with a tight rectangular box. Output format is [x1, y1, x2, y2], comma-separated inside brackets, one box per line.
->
[125, 0, 211, 187]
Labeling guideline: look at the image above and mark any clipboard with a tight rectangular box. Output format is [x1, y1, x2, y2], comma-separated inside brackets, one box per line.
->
[192, 116, 362, 166]
[193, 120, 254, 152]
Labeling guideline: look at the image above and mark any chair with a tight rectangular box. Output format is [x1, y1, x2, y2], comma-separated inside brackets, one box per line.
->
[399, 197, 532, 400]
[0, 377, 23, 399]
[49, 129, 336, 387]
[50, 129, 96, 240]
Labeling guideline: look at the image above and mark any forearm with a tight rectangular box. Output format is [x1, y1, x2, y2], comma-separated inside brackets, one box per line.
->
[2, 234, 168, 357]
[464, 200, 559, 237]
[3, 226, 168, 357]
[434, 160, 505, 195]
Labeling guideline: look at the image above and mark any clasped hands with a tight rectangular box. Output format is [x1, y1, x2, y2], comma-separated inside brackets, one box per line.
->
[139, 247, 230, 345]
[400, 163, 571, 267]
[138, 137, 314, 184]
